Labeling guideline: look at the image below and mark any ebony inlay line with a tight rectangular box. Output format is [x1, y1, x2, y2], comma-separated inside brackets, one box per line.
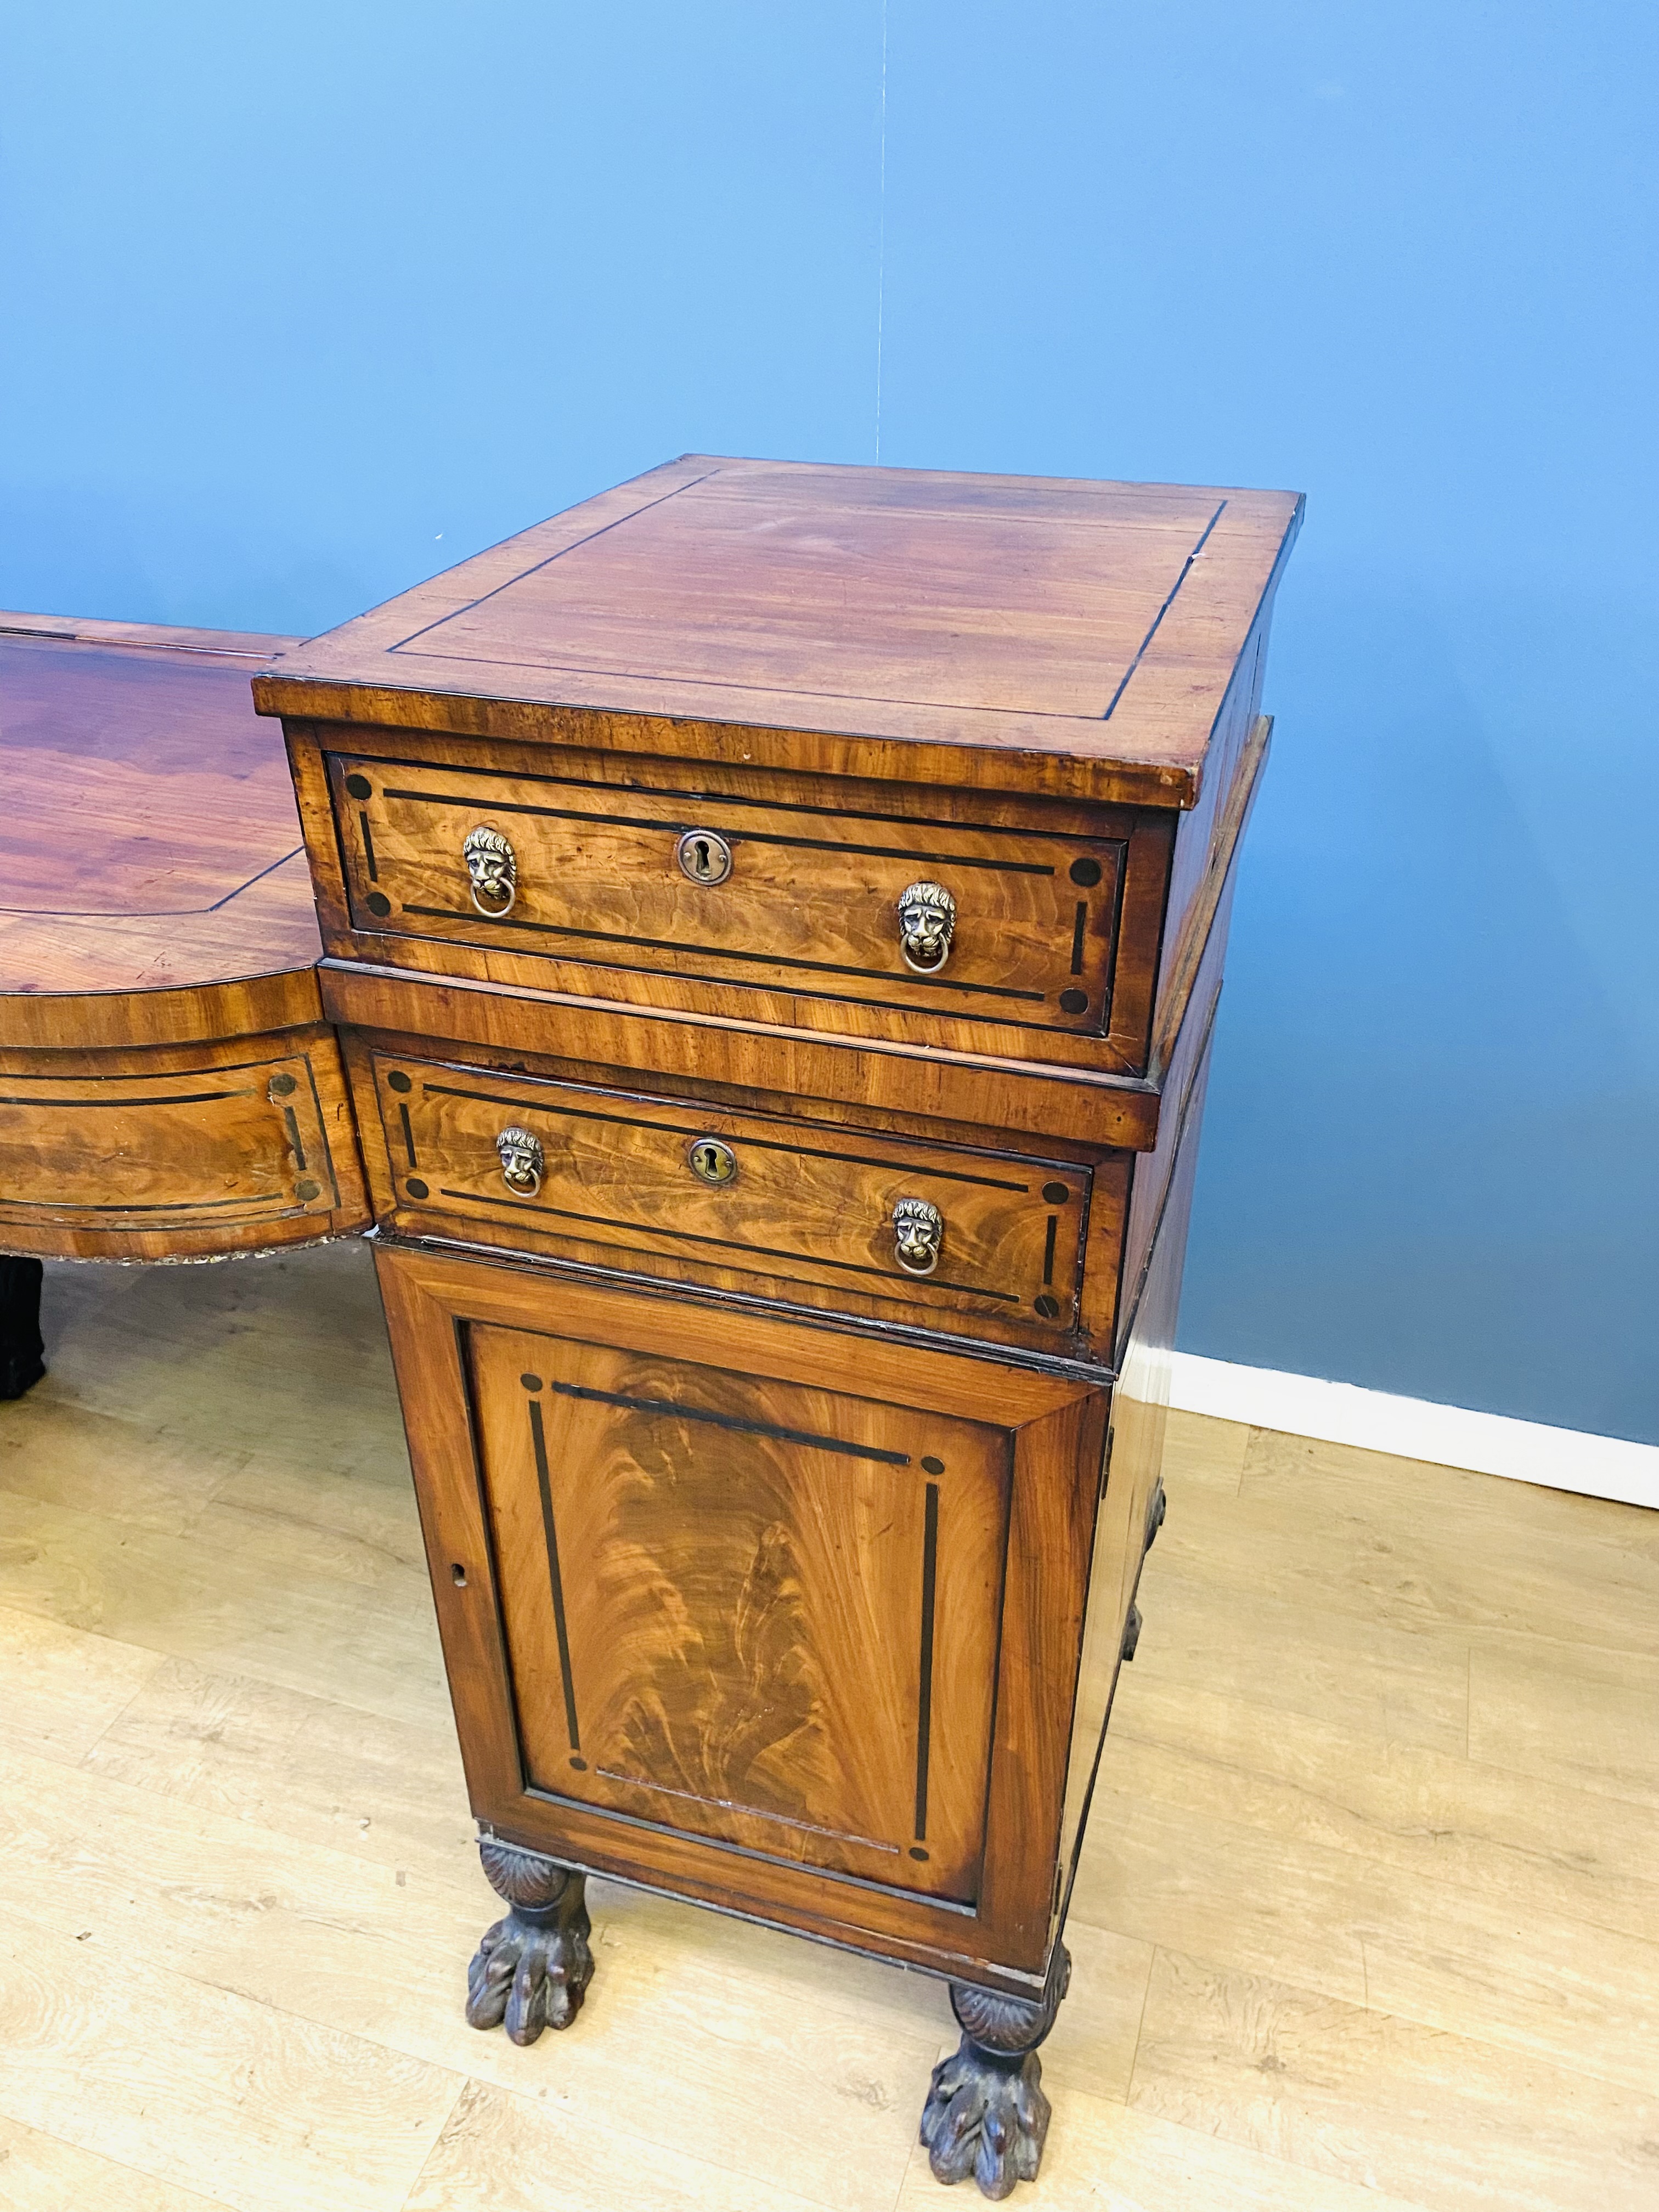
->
[521, 1779, 975, 1915]
[589, 1767, 901, 1854]
[382, 790, 1053, 876]
[402, 641, 1160, 725]
[0, 1193, 286, 1214]
[0, 1090, 246, 1108]
[1042, 1216, 1058, 1285]
[280, 1105, 307, 1171]
[398, 1103, 417, 1167]
[546, 1376, 911, 1467]
[399, 906, 1048, 1002]
[419, 1208, 1024, 1321]
[420, 1084, 1032, 1193]
[433, 1186, 1022, 1302]
[1101, 499, 1228, 720]
[915, 1481, 940, 1842]
[526, 1398, 581, 1754]
[0, 622, 270, 658]
[369, 930, 1101, 1035]
[359, 810, 379, 881]
[292, 1052, 343, 1213]
[1070, 901, 1088, 974]
[388, 466, 723, 651]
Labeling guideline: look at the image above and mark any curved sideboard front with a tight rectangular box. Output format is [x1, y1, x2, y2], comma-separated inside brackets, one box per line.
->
[0, 613, 368, 1261]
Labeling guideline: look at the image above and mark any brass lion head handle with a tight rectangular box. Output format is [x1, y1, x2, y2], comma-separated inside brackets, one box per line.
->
[892, 1195, 944, 1277]
[464, 825, 517, 917]
[495, 1125, 543, 1198]
[896, 881, 956, 974]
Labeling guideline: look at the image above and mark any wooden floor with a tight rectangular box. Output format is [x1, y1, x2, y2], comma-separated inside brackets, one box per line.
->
[1, 1244, 1655, 2212]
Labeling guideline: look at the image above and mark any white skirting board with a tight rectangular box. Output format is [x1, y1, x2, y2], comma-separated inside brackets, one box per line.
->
[1167, 1352, 1659, 1513]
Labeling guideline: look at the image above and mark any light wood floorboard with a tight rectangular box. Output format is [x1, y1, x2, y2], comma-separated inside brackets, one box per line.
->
[0, 2112, 241, 2212]
[0, 1242, 1652, 2210]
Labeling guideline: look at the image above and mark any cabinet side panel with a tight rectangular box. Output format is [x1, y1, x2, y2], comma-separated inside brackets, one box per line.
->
[1153, 611, 1269, 1023]
[1116, 817, 1240, 1362]
[1053, 1015, 1215, 1912]
[975, 1387, 1110, 1973]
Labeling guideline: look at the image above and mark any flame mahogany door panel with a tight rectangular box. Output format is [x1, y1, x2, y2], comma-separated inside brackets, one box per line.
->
[375, 1240, 1107, 1988]
[467, 1318, 1007, 1903]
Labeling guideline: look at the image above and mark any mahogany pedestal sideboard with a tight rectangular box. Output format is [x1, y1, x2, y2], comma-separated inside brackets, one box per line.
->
[256, 457, 1302, 2199]
[0, 612, 368, 1395]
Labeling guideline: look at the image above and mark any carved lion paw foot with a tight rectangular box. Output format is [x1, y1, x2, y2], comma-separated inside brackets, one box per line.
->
[466, 1904, 594, 2042]
[920, 2042, 1052, 2199]
[465, 1839, 594, 2046]
[921, 1945, 1070, 2197]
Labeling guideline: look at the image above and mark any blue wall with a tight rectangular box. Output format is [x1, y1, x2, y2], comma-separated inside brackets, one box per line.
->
[4, 4, 1655, 1441]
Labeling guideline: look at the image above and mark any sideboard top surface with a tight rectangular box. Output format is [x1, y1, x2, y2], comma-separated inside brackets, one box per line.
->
[0, 614, 324, 1044]
[255, 457, 1304, 808]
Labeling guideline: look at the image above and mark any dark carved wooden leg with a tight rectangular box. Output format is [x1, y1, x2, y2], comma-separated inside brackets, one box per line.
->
[465, 1835, 595, 2045]
[0, 1257, 46, 1401]
[920, 1942, 1071, 2199]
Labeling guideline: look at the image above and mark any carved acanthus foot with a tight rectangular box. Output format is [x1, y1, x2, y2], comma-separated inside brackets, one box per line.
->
[920, 1944, 1071, 2199]
[0, 1257, 46, 1401]
[465, 1836, 594, 2045]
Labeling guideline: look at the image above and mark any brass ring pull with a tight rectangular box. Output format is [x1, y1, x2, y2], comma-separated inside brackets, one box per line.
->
[892, 1196, 944, 1277]
[496, 1126, 543, 1198]
[896, 881, 956, 974]
[464, 825, 517, 917]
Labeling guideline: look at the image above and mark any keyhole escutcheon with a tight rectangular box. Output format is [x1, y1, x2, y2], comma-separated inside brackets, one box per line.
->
[675, 827, 733, 885]
[686, 1136, 739, 1186]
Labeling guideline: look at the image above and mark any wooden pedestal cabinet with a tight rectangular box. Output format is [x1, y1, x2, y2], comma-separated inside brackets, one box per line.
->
[261, 456, 1301, 2198]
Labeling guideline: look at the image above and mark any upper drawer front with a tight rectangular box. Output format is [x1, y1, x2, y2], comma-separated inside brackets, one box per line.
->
[364, 1049, 1090, 1349]
[329, 753, 1124, 1039]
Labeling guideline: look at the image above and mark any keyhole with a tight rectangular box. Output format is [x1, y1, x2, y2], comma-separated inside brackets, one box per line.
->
[686, 1135, 738, 1186]
[675, 827, 732, 885]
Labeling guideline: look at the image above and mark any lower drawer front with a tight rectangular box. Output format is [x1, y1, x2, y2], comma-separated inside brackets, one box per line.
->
[0, 1026, 367, 1260]
[357, 1045, 1097, 1353]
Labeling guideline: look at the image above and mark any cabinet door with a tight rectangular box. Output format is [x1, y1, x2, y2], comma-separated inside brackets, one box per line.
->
[469, 1320, 1005, 1901]
[376, 1244, 1106, 1983]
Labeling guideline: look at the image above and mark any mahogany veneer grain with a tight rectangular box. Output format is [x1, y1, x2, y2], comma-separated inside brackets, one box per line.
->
[0, 617, 368, 1257]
